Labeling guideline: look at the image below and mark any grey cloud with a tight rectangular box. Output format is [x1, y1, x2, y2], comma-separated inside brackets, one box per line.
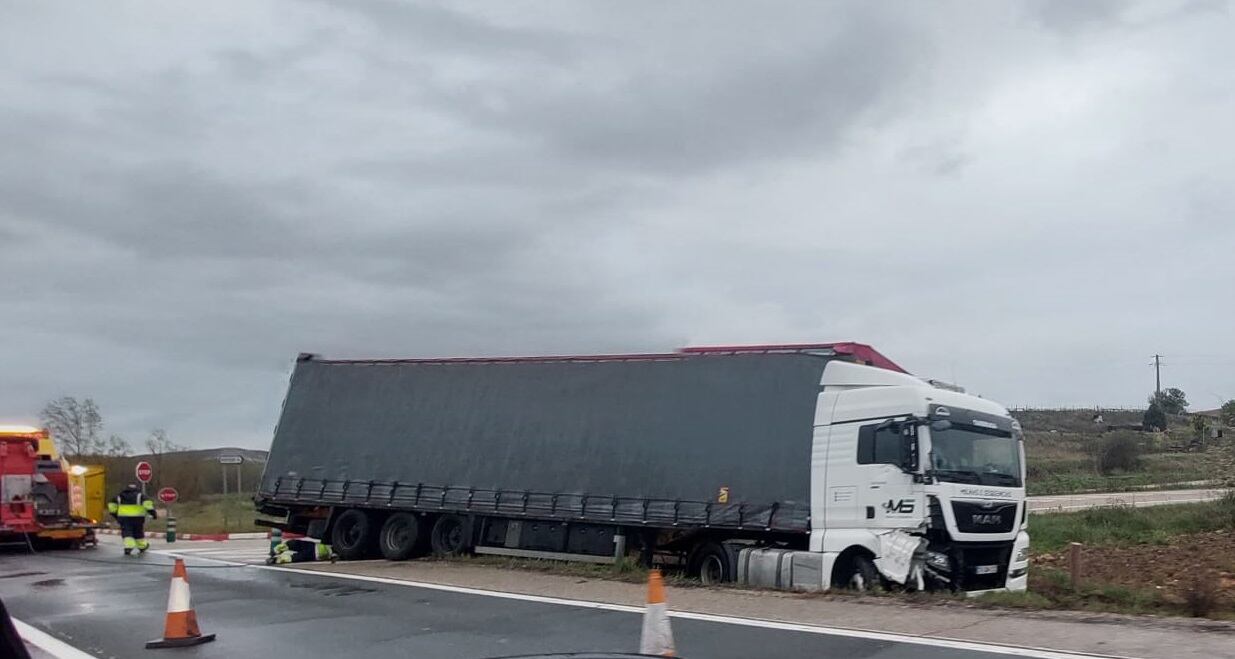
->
[2, 1, 1233, 447]
[1025, 0, 1133, 33]
[417, 14, 928, 175]
[322, 0, 581, 60]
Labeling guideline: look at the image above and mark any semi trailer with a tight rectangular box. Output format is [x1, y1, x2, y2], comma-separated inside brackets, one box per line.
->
[256, 343, 1028, 593]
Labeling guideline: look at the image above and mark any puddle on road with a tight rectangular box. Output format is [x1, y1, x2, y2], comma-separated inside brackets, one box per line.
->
[289, 581, 377, 597]
[31, 578, 65, 588]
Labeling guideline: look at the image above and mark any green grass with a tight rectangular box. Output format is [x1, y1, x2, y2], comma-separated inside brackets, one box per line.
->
[1026, 437, 1217, 495]
[974, 567, 1180, 616]
[142, 494, 263, 534]
[1030, 493, 1235, 553]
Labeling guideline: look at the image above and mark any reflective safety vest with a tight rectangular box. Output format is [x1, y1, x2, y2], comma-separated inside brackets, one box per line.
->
[273, 541, 334, 562]
[107, 489, 154, 517]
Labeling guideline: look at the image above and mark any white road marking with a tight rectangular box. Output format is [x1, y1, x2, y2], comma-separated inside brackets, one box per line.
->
[149, 549, 248, 566]
[244, 563, 1127, 659]
[139, 541, 1132, 658]
[13, 619, 98, 659]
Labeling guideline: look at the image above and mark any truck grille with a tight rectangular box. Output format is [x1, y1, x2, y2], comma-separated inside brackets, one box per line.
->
[952, 500, 1017, 533]
[954, 541, 1013, 591]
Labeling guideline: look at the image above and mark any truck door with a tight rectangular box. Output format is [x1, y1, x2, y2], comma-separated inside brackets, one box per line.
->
[854, 421, 922, 529]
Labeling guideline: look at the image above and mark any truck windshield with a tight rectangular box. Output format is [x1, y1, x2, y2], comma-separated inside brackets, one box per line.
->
[930, 424, 1022, 487]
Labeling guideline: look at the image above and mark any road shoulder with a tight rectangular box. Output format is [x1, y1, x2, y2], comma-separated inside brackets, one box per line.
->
[286, 558, 1235, 659]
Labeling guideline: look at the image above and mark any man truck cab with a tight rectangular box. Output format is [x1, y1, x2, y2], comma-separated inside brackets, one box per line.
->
[810, 361, 1028, 593]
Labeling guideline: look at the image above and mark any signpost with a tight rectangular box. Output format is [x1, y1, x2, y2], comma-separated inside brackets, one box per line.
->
[135, 461, 153, 495]
[219, 455, 244, 496]
[158, 487, 179, 543]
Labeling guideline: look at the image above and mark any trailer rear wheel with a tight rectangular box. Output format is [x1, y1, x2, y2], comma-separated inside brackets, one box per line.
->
[687, 542, 733, 585]
[379, 513, 425, 561]
[430, 515, 468, 556]
[331, 509, 377, 560]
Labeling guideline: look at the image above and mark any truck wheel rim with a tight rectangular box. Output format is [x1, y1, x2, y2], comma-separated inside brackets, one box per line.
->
[850, 572, 866, 590]
[342, 521, 361, 546]
[700, 555, 723, 585]
[387, 521, 410, 550]
[445, 524, 462, 550]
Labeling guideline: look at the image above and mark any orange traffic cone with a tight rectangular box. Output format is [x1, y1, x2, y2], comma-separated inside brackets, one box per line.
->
[146, 558, 216, 648]
[639, 569, 675, 657]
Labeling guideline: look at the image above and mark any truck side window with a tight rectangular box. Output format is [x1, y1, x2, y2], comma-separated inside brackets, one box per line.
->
[857, 424, 901, 465]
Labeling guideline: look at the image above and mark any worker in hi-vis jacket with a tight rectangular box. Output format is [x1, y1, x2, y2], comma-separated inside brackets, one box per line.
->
[107, 483, 156, 555]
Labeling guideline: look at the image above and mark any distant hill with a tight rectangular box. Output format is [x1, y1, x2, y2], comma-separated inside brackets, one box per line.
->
[89, 447, 267, 501]
[130, 447, 268, 464]
[1011, 408, 1145, 433]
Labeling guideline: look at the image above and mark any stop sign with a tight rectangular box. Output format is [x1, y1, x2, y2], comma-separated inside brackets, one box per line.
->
[135, 461, 153, 483]
[157, 487, 178, 504]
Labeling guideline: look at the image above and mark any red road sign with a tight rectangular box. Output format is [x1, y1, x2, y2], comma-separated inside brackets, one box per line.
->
[157, 487, 178, 504]
[135, 461, 153, 483]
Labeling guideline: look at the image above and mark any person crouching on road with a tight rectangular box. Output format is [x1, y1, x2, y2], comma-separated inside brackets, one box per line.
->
[267, 538, 337, 565]
[107, 483, 156, 555]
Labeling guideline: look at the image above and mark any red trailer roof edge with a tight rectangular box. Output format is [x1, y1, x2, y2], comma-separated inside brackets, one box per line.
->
[679, 342, 908, 373]
[304, 342, 909, 373]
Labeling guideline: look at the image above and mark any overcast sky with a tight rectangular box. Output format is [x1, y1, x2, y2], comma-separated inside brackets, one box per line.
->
[2, 1, 1233, 449]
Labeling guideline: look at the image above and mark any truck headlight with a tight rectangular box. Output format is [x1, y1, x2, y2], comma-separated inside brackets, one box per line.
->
[925, 550, 952, 572]
[1015, 546, 1029, 563]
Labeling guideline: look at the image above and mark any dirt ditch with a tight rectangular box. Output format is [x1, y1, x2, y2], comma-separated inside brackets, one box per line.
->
[1034, 529, 1235, 611]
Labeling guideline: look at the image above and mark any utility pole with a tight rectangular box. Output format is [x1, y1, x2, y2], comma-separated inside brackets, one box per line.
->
[1151, 354, 1163, 397]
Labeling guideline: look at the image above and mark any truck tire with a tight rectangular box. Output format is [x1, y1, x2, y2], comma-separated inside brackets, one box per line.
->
[331, 509, 377, 560]
[837, 554, 881, 592]
[378, 512, 425, 561]
[687, 542, 733, 585]
[430, 514, 468, 556]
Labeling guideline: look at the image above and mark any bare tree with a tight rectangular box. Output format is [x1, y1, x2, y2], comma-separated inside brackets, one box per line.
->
[40, 397, 104, 457]
[145, 428, 186, 455]
[105, 434, 132, 457]
[145, 429, 187, 492]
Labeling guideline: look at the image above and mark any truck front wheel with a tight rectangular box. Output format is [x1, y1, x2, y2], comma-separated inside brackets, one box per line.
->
[331, 509, 377, 560]
[430, 514, 468, 556]
[836, 554, 881, 592]
[687, 542, 733, 585]
[379, 512, 425, 561]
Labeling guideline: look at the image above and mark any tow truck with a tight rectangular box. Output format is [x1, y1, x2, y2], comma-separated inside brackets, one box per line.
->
[0, 425, 98, 549]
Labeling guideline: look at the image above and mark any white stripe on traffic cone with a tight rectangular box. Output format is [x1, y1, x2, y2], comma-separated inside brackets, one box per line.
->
[639, 569, 675, 657]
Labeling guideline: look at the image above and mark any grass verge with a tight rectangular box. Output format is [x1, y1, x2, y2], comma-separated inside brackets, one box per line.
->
[1029, 494, 1235, 553]
[140, 493, 263, 534]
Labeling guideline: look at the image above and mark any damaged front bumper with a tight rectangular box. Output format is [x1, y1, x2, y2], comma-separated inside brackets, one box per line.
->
[878, 529, 1030, 593]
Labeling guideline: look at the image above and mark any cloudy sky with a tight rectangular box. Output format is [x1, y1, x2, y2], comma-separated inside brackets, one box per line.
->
[2, 0, 1233, 449]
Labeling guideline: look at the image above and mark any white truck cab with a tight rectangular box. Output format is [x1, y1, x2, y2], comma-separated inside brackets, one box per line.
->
[805, 361, 1028, 593]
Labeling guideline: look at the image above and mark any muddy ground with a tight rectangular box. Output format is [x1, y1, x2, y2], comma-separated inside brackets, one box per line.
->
[1034, 529, 1235, 611]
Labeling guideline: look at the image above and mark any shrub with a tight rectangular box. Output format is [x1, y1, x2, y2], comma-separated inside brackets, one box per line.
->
[1143, 401, 1167, 432]
[1182, 572, 1219, 617]
[1092, 435, 1143, 474]
[1219, 491, 1235, 529]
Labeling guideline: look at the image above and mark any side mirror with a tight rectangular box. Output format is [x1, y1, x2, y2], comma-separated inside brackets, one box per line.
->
[930, 419, 953, 432]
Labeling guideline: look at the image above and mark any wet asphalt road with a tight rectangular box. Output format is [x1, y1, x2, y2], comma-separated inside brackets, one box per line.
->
[2, 549, 1037, 659]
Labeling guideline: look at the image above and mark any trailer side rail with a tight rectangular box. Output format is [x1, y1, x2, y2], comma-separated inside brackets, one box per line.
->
[260, 477, 809, 533]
